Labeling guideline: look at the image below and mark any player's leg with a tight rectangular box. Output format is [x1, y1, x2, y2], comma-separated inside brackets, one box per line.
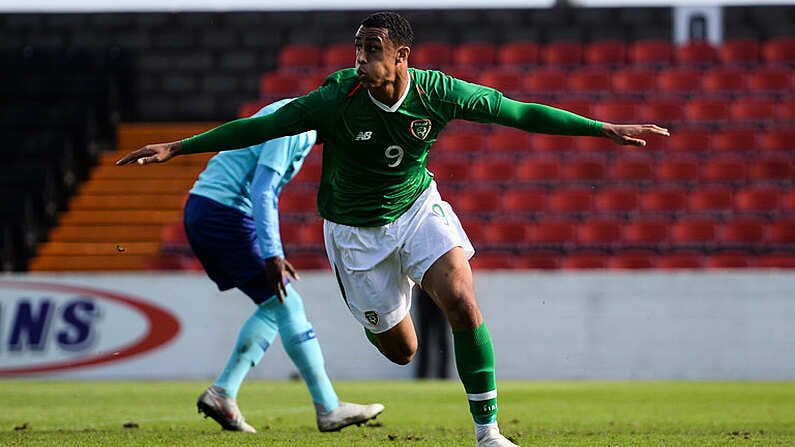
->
[270, 282, 384, 431]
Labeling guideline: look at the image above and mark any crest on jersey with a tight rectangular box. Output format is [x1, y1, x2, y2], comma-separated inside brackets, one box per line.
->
[410, 119, 432, 140]
[364, 310, 380, 326]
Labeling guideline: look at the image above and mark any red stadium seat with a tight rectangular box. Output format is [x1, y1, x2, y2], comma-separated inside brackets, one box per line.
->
[462, 219, 487, 244]
[541, 41, 584, 66]
[718, 38, 761, 66]
[592, 100, 638, 123]
[762, 36, 795, 65]
[482, 220, 531, 245]
[719, 219, 766, 245]
[759, 128, 795, 152]
[623, 219, 669, 246]
[640, 189, 688, 214]
[670, 219, 718, 245]
[767, 220, 795, 245]
[427, 159, 471, 182]
[688, 187, 735, 214]
[496, 41, 540, 67]
[471, 158, 517, 182]
[488, 128, 533, 153]
[530, 134, 577, 152]
[411, 42, 454, 68]
[747, 68, 792, 96]
[279, 189, 318, 213]
[628, 39, 673, 66]
[729, 99, 776, 125]
[501, 189, 548, 214]
[710, 129, 756, 152]
[610, 158, 654, 182]
[560, 251, 607, 269]
[470, 251, 516, 270]
[322, 43, 353, 70]
[684, 98, 730, 125]
[656, 68, 702, 97]
[567, 69, 612, 96]
[523, 68, 568, 95]
[757, 253, 795, 268]
[774, 99, 795, 124]
[584, 40, 627, 66]
[675, 40, 718, 66]
[608, 250, 656, 269]
[781, 191, 795, 212]
[705, 251, 752, 268]
[160, 220, 189, 252]
[237, 98, 269, 118]
[513, 160, 560, 183]
[551, 100, 592, 117]
[299, 71, 330, 93]
[434, 130, 488, 154]
[259, 71, 302, 96]
[700, 160, 747, 184]
[636, 99, 685, 124]
[656, 159, 700, 183]
[516, 251, 560, 270]
[734, 188, 780, 213]
[278, 44, 322, 71]
[593, 187, 640, 215]
[288, 252, 330, 271]
[612, 68, 657, 96]
[748, 159, 793, 182]
[547, 188, 593, 214]
[450, 188, 502, 214]
[478, 68, 524, 94]
[576, 136, 616, 152]
[577, 219, 623, 245]
[656, 251, 704, 269]
[561, 159, 606, 182]
[453, 42, 497, 66]
[530, 220, 577, 246]
[702, 68, 748, 97]
[666, 130, 712, 153]
[297, 220, 325, 246]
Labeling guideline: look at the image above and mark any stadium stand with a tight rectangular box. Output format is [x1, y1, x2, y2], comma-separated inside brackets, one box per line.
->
[1, 6, 793, 271]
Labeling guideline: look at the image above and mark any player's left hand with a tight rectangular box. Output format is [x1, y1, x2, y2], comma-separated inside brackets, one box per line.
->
[264, 256, 300, 303]
[601, 123, 670, 147]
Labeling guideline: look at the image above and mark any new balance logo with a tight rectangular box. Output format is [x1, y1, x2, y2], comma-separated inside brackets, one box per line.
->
[354, 131, 373, 141]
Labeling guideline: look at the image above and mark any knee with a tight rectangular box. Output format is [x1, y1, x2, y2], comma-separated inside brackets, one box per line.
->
[384, 347, 416, 365]
[377, 337, 417, 365]
[437, 292, 481, 331]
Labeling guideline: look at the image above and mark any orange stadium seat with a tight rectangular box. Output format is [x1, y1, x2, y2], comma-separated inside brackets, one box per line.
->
[774, 99, 795, 124]
[675, 40, 719, 66]
[278, 189, 318, 213]
[411, 42, 454, 68]
[496, 41, 540, 67]
[453, 42, 497, 66]
[237, 98, 270, 118]
[761, 36, 795, 65]
[300, 70, 332, 92]
[584, 39, 627, 66]
[628, 39, 673, 67]
[551, 100, 592, 117]
[657, 251, 704, 269]
[718, 38, 761, 66]
[278, 44, 322, 71]
[623, 219, 670, 246]
[608, 250, 656, 269]
[541, 41, 583, 66]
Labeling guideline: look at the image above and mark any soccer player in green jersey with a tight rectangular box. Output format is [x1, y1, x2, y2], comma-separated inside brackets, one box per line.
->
[118, 11, 669, 447]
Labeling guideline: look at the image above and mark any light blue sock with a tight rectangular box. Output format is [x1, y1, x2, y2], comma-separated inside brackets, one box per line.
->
[214, 301, 278, 398]
[275, 284, 340, 413]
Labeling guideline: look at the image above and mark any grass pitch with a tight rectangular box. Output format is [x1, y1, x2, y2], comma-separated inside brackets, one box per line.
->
[0, 380, 793, 446]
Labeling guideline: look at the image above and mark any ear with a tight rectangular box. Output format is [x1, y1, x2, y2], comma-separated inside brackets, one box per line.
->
[396, 46, 410, 64]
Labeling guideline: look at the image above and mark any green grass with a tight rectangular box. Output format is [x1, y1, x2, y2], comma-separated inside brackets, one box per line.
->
[0, 380, 793, 446]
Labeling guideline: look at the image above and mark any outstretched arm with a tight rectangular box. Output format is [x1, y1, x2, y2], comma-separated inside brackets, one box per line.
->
[495, 97, 669, 146]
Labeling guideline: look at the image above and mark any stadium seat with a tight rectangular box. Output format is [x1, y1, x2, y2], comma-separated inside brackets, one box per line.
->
[541, 41, 584, 66]
[513, 160, 560, 183]
[748, 159, 793, 182]
[767, 220, 795, 245]
[669, 218, 718, 246]
[434, 130, 488, 154]
[277, 44, 322, 71]
[482, 219, 531, 245]
[657, 68, 703, 97]
[656, 159, 700, 184]
[530, 134, 577, 153]
[781, 191, 795, 212]
[488, 127, 533, 153]
[628, 39, 674, 67]
[719, 219, 766, 246]
[259, 71, 302, 96]
[705, 251, 752, 268]
[718, 38, 761, 66]
[734, 187, 780, 214]
[710, 129, 756, 153]
[453, 42, 496, 66]
[759, 128, 795, 152]
[470, 158, 517, 182]
[702, 68, 749, 98]
[593, 187, 640, 216]
[496, 41, 540, 67]
[288, 252, 330, 270]
[237, 98, 270, 118]
[561, 159, 607, 183]
[583, 39, 627, 66]
[477, 68, 523, 95]
[761, 36, 795, 65]
[411, 42, 454, 69]
[500, 189, 548, 214]
[551, 100, 592, 117]
[560, 251, 607, 269]
[666, 130, 712, 154]
[427, 159, 471, 182]
[623, 219, 669, 246]
[608, 250, 656, 269]
[675, 40, 718, 66]
[523, 68, 568, 96]
[577, 219, 623, 246]
[530, 220, 577, 247]
[322, 43, 353, 70]
[683, 98, 730, 126]
[566, 69, 612, 97]
[729, 99, 776, 126]
[747, 68, 792, 97]
[636, 99, 685, 125]
[774, 99, 795, 125]
[688, 187, 735, 214]
[576, 136, 616, 153]
[547, 188, 593, 215]
[450, 187, 502, 214]
[592, 100, 638, 123]
[462, 219, 487, 245]
[469, 251, 516, 270]
[640, 189, 688, 214]
[756, 253, 795, 268]
[611, 68, 657, 97]
[279, 189, 318, 213]
[610, 158, 655, 183]
[160, 220, 190, 252]
[516, 250, 560, 270]
[656, 251, 704, 269]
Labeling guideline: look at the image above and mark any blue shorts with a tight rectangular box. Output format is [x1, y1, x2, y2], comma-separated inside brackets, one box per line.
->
[183, 193, 278, 304]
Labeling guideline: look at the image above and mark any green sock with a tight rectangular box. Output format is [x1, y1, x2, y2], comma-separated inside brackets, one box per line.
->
[453, 322, 498, 425]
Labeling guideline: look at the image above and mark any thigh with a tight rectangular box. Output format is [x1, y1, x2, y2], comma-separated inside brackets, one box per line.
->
[421, 247, 482, 331]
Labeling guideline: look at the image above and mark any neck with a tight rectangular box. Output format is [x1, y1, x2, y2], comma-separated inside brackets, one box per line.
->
[368, 68, 409, 107]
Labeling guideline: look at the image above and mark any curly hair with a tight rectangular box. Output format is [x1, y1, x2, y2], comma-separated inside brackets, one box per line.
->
[360, 11, 415, 48]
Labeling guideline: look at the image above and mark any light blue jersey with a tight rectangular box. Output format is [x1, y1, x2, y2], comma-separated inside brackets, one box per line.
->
[189, 98, 317, 258]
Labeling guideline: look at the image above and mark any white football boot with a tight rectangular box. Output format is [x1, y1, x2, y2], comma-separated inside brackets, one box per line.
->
[315, 401, 385, 432]
[476, 426, 520, 446]
[196, 385, 256, 433]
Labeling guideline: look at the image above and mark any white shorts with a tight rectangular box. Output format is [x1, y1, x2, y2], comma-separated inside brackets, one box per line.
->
[324, 182, 475, 333]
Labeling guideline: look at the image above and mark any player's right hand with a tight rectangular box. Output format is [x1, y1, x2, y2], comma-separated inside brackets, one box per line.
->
[265, 256, 300, 303]
[116, 141, 182, 166]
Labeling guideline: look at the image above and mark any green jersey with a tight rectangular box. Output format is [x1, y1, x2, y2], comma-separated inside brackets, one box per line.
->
[289, 68, 502, 226]
[181, 67, 603, 227]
